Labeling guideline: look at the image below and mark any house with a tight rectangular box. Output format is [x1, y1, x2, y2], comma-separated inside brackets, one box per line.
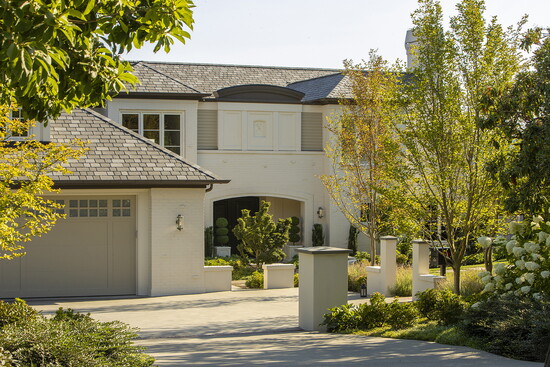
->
[1, 61, 361, 298]
[0, 109, 228, 298]
[102, 61, 355, 254]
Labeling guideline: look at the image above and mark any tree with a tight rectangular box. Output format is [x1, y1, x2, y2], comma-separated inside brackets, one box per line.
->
[233, 201, 291, 269]
[393, 0, 522, 293]
[0, 0, 195, 121]
[0, 1, 193, 257]
[321, 52, 403, 265]
[0, 105, 85, 259]
[480, 28, 550, 215]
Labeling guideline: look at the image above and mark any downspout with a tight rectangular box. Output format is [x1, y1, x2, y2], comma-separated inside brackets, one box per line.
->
[205, 184, 214, 192]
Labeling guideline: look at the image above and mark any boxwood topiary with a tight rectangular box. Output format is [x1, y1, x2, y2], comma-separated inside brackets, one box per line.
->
[215, 217, 228, 228]
[214, 217, 229, 246]
[289, 216, 301, 245]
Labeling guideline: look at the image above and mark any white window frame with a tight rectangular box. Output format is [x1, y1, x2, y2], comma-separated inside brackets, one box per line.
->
[120, 111, 184, 155]
[6, 109, 32, 141]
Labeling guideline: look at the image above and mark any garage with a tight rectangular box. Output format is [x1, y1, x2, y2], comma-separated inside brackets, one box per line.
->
[0, 196, 136, 298]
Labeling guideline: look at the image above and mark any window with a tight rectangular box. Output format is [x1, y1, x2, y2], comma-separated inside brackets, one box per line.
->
[121, 112, 182, 155]
[4, 109, 31, 140]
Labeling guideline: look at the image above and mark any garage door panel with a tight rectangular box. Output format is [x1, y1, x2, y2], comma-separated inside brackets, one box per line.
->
[0, 196, 136, 298]
[0, 259, 22, 292]
[111, 220, 136, 293]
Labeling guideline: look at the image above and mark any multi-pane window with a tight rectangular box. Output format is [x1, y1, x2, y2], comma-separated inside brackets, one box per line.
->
[7, 109, 30, 139]
[121, 112, 182, 155]
[67, 199, 132, 218]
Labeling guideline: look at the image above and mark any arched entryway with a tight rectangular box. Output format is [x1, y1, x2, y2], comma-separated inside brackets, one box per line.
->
[212, 196, 303, 256]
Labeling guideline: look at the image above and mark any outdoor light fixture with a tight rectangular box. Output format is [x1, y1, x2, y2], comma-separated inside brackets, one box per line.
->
[360, 283, 367, 297]
[317, 207, 325, 219]
[176, 214, 184, 231]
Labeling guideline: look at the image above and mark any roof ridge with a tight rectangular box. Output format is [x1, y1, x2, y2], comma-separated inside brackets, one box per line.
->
[135, 60, 340, 72]
[139, 63, 205, 94]
[82, 108, 223, 181]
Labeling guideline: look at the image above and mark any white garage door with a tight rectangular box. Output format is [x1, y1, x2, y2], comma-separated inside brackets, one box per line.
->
[0, 197, 136, 298]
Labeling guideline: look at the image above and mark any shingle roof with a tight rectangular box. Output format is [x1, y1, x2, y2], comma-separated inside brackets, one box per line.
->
[48, 109, 228, 188]
[123, 62, 205, 96]
[127, 61, 345, 103]
[287, 74, 352, 102]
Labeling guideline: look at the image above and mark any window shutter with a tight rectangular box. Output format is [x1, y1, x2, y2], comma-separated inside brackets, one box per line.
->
[301, 112, 323, 151]
[198, 110, 218, 150]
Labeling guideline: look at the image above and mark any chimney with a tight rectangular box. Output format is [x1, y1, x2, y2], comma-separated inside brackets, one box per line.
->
[405, 29, 418, 70]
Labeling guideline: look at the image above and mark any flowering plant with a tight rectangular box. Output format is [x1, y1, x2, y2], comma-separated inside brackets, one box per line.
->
[477, 215, 549, 301]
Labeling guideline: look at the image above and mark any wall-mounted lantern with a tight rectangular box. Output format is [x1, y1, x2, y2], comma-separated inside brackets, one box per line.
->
[317, 207, 325, 219]
[176, 214, 184, 231]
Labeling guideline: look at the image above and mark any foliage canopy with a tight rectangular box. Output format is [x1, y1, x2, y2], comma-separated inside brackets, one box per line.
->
[0, 0, 195, 121]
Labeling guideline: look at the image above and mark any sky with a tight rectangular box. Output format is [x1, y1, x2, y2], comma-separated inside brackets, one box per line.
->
[125, 0, 550, 69]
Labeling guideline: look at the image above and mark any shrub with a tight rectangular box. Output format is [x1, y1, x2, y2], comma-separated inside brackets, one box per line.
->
[234, 201, 290, 268]
[215, 227, 229, 236]
[322, 304, 359, 332]
[322, 293, 418, 332]
[348, 225, 359, 255]
[312, 223, 324, 246]
[396, 236, 412, 265]
[463, 295, 550, 362]
[416, 288, 467, 325]
[204, 226, 214, 258]
[215, 217, 228, 227]
[348, 261, 368, 292]
[214, 217, 229, 246]
[0, 308, 154, 366]
[388, 266, 412, 297]
[245, 271, 264, 288]
[396, 252, 409, 266]
[205, 256, 255, 280]
[386, 301, 418, 329]
[354, 252, 380, 264]
[477, 216, 550, 300]
[294, 273, 299, 287]
[0, 298, 39, 328]
[355, 251, 371, 262]
[462, 252, 484, 265]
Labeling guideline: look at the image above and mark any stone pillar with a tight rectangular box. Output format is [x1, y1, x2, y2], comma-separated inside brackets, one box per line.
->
[297, 247, 351, 331]
[366, 236, 397, 296]
[412, 239, 445, 299]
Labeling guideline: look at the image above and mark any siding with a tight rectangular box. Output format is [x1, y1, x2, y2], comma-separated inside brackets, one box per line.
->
[301, 112, 323, 151]
[198, 110, 218, 150]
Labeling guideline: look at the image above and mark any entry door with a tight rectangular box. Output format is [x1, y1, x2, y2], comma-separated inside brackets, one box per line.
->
[0, 197, 136, 298]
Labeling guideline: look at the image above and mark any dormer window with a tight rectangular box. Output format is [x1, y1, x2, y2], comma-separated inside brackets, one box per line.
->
[121, 112, 182, 155]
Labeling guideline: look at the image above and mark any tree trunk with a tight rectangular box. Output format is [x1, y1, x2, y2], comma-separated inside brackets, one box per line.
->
[453, 263, 461, 295]
[484, 247, 493, 273]
[544, 343, 549, 367]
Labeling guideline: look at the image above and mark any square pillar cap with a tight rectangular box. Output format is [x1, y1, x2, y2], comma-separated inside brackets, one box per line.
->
[380, 236, 398, 240]
[412, 239, 429, 244]
[296, 247, 352, 255]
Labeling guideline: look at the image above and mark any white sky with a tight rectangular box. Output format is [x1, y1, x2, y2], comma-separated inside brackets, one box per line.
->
[125, 0, 550, 69]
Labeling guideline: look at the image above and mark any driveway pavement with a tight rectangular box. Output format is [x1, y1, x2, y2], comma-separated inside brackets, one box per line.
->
[28, 288, 543, 366]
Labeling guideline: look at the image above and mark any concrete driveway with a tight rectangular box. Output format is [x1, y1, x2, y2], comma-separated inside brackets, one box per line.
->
[28, 288, 543, 366]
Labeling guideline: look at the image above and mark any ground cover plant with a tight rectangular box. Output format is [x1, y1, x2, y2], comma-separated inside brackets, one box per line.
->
[0, 299, 153, 366]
